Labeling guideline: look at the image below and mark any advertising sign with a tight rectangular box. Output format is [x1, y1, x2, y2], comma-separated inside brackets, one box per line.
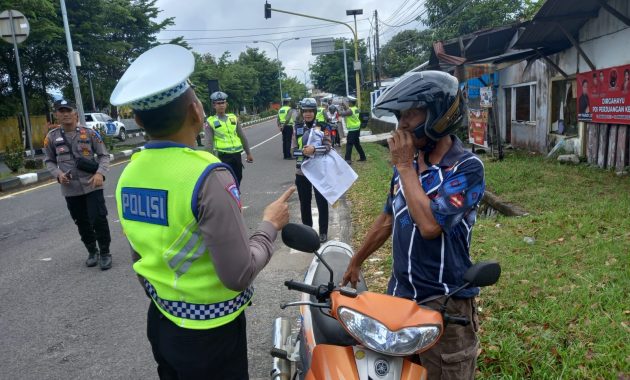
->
[576, 63, 630, 124]
[480, 87, 492, 108]
[468, 108, 489, 148]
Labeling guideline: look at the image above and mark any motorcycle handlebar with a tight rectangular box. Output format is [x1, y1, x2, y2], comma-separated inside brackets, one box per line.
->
[284, 280, 319, 296]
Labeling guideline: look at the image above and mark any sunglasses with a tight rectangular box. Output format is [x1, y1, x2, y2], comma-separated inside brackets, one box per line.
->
[213, 101, 226, 105]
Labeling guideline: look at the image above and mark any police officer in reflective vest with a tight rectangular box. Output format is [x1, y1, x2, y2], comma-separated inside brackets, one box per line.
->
[277, 98, 297, 159]
[111, 44, 294, 380]
[339, 97, 366, 163]
[205, 91, 253, 185]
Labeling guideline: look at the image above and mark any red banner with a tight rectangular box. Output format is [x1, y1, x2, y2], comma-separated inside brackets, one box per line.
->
[468, 109, 488, 148]
[577, 63, 630, 124]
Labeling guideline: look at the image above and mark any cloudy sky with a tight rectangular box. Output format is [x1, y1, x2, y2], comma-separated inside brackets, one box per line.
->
[154, 0, 425, 86]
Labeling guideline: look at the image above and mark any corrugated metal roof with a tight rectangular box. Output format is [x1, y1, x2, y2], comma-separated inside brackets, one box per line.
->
[513, 0, 601, 50]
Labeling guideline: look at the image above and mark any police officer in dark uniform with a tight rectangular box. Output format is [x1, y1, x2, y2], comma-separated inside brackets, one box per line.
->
[43, 100, 113, 270]
[293, 98, 332, 243]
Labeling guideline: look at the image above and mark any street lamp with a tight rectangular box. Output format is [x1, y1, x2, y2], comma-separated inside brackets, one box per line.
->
[265, 3, 363, 105]
[253, 37, 300, 104]
[289, 68, 308, 86]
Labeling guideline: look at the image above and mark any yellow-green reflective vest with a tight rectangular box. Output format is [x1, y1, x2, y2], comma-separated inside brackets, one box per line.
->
[345, 106, 361, 131]
[316, 107, 326, 123]
[115, 145, 252, 329]
[278, 106, 291, 124]
[207, 113, 243, 153]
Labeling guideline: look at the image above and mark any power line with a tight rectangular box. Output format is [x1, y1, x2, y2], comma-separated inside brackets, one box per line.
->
[184, 29, 371, 46]
[161, 18, 369, 33]
[385, 0, 424, 28]
[383, 0, 413, 24]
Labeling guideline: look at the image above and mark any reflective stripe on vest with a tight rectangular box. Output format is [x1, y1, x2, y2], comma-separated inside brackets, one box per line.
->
[207, 113, 243, 153]
[144, 279, 253, 320]
[116, 147, 250, 329]
[345, 106, 361, 131]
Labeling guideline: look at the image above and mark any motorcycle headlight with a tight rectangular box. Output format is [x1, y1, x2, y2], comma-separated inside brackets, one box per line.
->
[338, 307, 441, 356]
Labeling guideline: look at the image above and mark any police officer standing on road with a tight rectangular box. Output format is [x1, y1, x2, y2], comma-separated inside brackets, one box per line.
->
[339, 97, 366, 164]
[111, 44, 294, 380]
[293, 98, 331, 243]
[277, 98, 297, 159]
[205, 91, 253, 185]
[43, 100, 113, 270]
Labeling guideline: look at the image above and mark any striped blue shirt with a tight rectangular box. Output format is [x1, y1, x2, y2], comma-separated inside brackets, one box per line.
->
[384, 136, 485, 302]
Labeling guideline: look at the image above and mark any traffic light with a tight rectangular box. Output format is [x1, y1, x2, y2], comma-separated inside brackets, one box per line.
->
[264, 2, 271, 19]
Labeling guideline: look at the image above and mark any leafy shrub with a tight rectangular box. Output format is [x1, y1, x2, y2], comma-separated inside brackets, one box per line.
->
[4, 138, 24, 172]
[95, 125, 115, 151]
[259, 109, 278, 118]
[24, 158, 44, 170]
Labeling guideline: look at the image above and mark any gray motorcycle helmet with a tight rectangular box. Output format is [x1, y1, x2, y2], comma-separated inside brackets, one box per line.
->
[300, 98, 317, 112]
[373, 71, 464, 141]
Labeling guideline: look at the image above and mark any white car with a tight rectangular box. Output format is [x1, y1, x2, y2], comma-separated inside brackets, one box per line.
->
[84, 112, 127, 141]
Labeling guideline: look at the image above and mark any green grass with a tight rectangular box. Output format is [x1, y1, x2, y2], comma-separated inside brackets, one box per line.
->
[347, 143, 630, 379]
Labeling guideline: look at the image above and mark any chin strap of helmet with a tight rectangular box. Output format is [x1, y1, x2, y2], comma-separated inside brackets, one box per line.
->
[422, 140, 437, 161]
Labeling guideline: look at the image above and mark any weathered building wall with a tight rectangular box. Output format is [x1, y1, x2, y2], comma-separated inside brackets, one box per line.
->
[498, 60, 552, 152]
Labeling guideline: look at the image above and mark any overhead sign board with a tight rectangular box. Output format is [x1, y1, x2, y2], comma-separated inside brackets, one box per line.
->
[311, 38, 335, 56]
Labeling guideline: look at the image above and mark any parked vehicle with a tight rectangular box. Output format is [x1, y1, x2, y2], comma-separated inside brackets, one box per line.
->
[271, 223, 501, 380]
[84, 113, 127, 141]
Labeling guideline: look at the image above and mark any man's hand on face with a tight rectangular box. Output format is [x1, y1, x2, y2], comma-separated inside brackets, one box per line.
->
[387, 130, 416, 168]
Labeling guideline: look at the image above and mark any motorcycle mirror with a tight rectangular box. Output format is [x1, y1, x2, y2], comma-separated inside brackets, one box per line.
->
[281, 223, 320, 253]
[463, 261, 501, 287]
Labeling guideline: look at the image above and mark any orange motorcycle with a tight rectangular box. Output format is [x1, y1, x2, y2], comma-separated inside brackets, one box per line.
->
[271, 223, 500, 380]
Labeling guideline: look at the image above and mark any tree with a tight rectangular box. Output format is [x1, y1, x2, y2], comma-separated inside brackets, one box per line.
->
[310, 38, 368, 96]
[423, 0, 525, 41]
[380, 29, 432, 78]
[0, 0, 177, 117]
[281, 76, 308, 104]
[238, 47, 279, 110]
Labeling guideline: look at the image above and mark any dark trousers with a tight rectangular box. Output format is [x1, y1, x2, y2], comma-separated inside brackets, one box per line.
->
[218, 152, 243, 185]
[65, 189, 111, 253]
[345, 130, 366, 161]
[282, 125, 293, 158]
[295, 174, 328, 235]
[147, 302, 249, 380]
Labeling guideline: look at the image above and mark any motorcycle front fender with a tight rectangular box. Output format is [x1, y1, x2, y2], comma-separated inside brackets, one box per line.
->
[305, 345, 358, 380]
[305, 345, 427, 380]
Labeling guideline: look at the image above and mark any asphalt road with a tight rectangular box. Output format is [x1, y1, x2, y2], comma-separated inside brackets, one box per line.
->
[0, 119, 348, 379]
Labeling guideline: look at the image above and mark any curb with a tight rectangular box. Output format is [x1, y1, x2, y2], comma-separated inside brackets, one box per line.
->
[0, 117, 275, 193]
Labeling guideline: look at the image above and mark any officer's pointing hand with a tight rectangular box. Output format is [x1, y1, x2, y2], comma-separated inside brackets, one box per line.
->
[263, 186, 296, 230]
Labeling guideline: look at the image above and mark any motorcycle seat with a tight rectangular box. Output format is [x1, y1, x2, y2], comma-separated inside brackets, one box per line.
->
[309, 249, 368, 347]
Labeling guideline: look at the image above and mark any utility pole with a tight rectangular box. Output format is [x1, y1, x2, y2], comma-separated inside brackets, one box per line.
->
[342, 39, 349, 97]
[367, 29, 374, 88]
[60, 0, 86, 127]
[374, 10, 381, 88]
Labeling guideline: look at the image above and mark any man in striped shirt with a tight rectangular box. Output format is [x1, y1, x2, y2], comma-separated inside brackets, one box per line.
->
[342, 71, 485, 380]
